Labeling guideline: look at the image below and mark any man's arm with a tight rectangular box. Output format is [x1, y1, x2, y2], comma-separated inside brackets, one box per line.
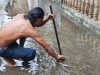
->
[40, 13, 55, 25]
[26, 28, 64, 60]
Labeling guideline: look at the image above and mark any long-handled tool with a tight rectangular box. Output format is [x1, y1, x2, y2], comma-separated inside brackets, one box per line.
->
[49, 5, 62, 55]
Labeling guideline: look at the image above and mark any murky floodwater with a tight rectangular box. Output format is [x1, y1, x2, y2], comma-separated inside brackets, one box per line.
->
[1, 16, 100, 75]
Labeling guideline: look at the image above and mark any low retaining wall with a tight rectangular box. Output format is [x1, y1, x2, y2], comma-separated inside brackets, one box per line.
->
[62, 5, 100, 36]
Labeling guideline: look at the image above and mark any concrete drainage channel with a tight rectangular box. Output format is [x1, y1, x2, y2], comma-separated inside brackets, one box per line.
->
[1, 0, 100, 75]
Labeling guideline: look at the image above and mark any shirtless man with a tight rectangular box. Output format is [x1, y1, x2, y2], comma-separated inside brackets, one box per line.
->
[0, 7, 64, 67]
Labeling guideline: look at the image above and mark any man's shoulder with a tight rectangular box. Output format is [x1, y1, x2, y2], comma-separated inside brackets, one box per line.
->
[21, 21, 34, 32]
[13, 14, 25, 19]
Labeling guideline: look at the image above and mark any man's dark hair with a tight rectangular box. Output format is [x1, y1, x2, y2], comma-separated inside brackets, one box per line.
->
[24, 7, 44, 26]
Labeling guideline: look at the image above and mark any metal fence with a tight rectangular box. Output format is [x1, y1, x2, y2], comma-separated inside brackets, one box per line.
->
[62, 0, 100, 22]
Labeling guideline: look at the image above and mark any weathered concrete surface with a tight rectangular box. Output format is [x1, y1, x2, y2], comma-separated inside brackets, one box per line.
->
[8, 0, 29, 16]
[62, 5, 100, 36]
[60, 16, 100, 75]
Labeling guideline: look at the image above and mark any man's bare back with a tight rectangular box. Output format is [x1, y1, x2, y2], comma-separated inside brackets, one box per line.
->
[0, 14, 32, 46]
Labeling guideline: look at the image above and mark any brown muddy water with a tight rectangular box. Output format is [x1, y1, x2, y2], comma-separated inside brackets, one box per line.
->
[1, 16, 100, 75]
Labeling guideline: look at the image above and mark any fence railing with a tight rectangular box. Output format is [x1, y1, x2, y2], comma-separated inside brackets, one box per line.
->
[62, 0, 100, 22]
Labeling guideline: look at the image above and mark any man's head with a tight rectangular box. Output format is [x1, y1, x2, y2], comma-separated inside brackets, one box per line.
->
[24, 7, 44, 27]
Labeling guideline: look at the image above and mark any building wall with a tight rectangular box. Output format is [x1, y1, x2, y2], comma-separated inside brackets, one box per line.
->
[7, 0, 29, 16]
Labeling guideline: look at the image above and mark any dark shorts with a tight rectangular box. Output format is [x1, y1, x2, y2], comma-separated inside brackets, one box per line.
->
[0, 42, 36, 61]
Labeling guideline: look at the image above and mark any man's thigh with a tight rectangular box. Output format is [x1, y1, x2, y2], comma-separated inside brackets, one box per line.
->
[2, 46, 36, 59]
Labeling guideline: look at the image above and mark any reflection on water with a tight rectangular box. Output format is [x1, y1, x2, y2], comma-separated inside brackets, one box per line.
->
[1, 16, 100, 75]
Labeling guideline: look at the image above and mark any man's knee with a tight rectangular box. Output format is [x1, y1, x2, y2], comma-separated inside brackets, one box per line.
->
[31, 49, 36, 58]
[27, 49, 36, 61]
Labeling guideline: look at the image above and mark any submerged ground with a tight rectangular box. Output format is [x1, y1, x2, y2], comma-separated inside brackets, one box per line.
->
[0, 16, 100, 75]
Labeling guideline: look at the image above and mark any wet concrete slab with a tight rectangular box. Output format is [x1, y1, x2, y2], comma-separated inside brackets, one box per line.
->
[1, 16, 100, 75]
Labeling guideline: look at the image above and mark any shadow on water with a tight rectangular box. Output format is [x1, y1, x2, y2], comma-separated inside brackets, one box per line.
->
[1, 16, 100, 75]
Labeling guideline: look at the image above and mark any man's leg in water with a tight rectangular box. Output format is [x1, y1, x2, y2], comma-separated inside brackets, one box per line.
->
[4, 38, 26, 67]
[2, 42, 19, 67]
[2, 42, 36, 67]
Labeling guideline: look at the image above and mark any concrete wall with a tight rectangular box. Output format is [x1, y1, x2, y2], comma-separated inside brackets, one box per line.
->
[62, 4, 100, 36]
[0, 0, 9, 26]
[7, 0, 29, 16]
